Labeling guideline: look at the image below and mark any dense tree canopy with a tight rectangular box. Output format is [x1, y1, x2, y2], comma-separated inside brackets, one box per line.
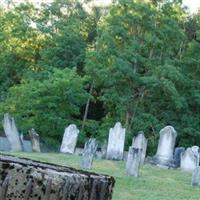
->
[0, 0, 199, 152]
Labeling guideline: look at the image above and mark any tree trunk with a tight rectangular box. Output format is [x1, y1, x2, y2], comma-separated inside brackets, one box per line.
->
[81, 82, 94, 132]
[125, 111, 131, 129]
[128, 89, 146, 131]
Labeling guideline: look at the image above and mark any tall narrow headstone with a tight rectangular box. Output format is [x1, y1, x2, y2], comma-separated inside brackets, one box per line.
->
[29, 128, 41, 152]
[106, 122, 126, 160]
[192, 167, 200, 186]
[101, 143, 107, 159]
[126, 147, 142, 177]
[181, 147, 199, 172]
[60, 124, 79, 154]
[81, 138, 98, 170]
[174, 147, 185, 168]
[3, 113, 22, 151]
[153, 126, 177, 166]
[132, 131, 147, 165]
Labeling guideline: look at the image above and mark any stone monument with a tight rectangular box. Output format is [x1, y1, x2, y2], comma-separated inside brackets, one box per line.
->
[180, 147, 199, 171]
[29, 128, 41, 152]
[132, 131, 147, 165]
[101, 143, 107, 159]
[3, 113, 22, 151]
[106, 122, 126, 160]
[153, 126, 177, 166]
[60, 124, 79, 154]
[81, 138, 98, 170]
[126, 147, 142, 177]
[0, 154, 115, 199]
[192, 166, 200, 186]
[174, 147, 185, 168]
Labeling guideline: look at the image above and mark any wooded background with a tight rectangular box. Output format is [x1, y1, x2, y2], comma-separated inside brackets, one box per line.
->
[0, 0, 199, 154]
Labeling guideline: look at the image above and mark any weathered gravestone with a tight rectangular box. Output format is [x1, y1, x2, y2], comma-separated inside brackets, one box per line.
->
[126, 147, 142, 177]
[192, 166, 200, 186]
[153, 126, 177, 167]
[132, 131, 147, 165]
[101, 143, 107, 159]
[0, 154, 115, 200]
[19, 134, 33, 152]
[29, 128, 41, 152]
[191, 146, 200, 155]
[3, 113, 22, 151]
[181, 147, 200, 172]
[60, 124, 79, 154]
[174, 147, 185, 168]
[81, 138, 98, 170]
[106, 122, 126, 160]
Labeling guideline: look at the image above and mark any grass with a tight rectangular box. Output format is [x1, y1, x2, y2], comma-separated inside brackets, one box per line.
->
[2, 152, 200, 200]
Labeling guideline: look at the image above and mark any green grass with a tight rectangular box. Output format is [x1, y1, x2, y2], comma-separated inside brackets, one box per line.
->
[3, 152, 200, 200]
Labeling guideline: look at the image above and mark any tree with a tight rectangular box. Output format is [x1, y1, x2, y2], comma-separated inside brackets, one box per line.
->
[85, 0, 191, 151]
[0, 68, 88, 146]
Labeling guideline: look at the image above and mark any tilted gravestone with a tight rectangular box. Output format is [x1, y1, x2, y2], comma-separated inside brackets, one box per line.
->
[106, 122, 126, 160]
[0, 154, 115, 200]
[60, 124, 79, 154]
[174, 147, 185, 168]
[153, 126, 177, 167]
[3, 113, 22, 151]
[180, 147, 200, 172]
[126, 147, 142, 177]
[192, 166, 200, 187]
[29, 128, 41, 152]
[132, 131, 147, 165]
[81, 138, 98, 170]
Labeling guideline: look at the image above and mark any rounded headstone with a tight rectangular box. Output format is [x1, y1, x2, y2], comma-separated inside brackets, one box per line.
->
[106, 122, 126, 160]
[132, 131, 147, 165]
[153, 126, 177, 166]
[60, 124, 79, 154]
[180, 147, 199, 172]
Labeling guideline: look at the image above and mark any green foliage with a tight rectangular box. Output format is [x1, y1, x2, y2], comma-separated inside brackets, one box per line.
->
[0, 0, 199, 152]
[0, 68, 87, 144]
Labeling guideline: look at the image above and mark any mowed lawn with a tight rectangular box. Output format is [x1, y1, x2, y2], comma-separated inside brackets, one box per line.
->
[3, 152, 200, 200]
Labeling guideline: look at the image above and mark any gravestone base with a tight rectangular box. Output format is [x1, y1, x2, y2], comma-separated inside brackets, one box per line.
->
[150, 156, 176, 168]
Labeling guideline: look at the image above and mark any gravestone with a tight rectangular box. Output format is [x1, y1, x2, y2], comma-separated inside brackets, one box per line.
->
[153, 126, 177, 166]
[126, 147, 142, 177]
[180, 147, 199, 172]
[101, 143, 107, 159]
[60, 124, 79, 154]
[2, 113, 22, 151]
[29, 128, 41, 152]
[191, 146, 199, 156]
[0, 136, 32, 152]
[132, 131, 147, 165]
[106, 122, 126, 160]
[81, 138, 98, 170]
[19, 133, 24, 151]
[20, 133, 24, 144]
[0, 154, 115, 199]
[192, 167, 200, 186]
[174, 147, 185, 168]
